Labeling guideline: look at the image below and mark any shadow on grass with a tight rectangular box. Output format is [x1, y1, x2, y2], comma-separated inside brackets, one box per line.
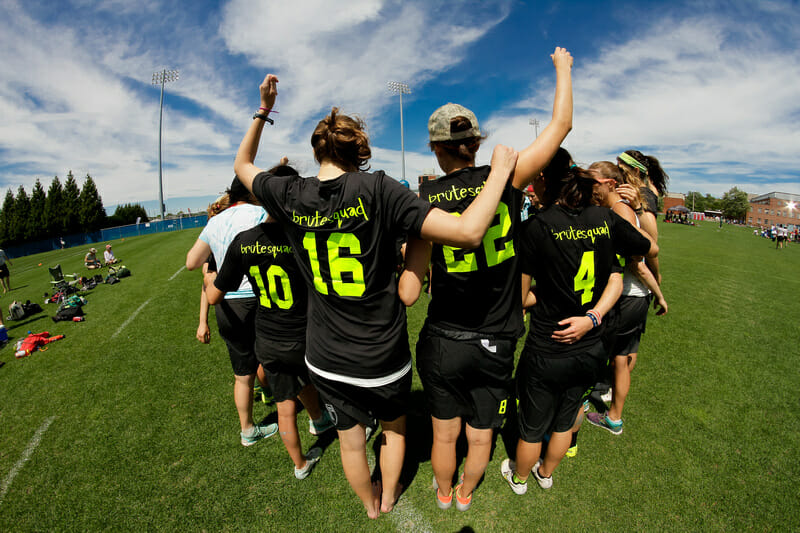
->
[5, 313, 49, 334]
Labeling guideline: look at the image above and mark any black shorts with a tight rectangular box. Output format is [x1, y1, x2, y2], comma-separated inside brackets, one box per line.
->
[309, 370, 412, 430]
[516, 341, 606, 443]
[0, 263, 9, 278]
[611, 295, 650, 356]
[254, 336, 308, 403]
[416, 329, 515, 429]
[215, 297, 258, 376]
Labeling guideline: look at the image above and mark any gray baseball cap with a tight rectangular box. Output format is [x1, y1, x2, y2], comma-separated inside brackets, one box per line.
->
[428, 103, 480, 142]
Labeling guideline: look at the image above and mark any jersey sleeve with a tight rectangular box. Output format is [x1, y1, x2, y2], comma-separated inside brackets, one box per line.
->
[206, 253, 217, 273]
[609, 210, 651, 258]
[214, 235, 246, 293]
[380, 173, 431, 236]
[252, 172, 291, 224]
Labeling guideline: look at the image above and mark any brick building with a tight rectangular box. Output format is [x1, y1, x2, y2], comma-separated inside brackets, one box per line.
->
[663, 192, 685, 212]
[748, 192, 800, 229]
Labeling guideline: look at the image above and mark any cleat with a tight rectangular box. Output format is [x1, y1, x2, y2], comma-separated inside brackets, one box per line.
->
[240, 422, 278, 446]
[531, 459, 553, 489]
[294, 447, 322, 479]
[501, 458, 527, 495]
[586, 412, 623, 435]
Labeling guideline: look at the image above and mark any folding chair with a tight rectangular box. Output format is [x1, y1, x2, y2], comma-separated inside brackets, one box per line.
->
[49, 265, 79, 298]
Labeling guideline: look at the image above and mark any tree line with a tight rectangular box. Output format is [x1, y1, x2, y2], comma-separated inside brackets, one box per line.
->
[0, 171, 149, 248]
[684, 186, 750, 220]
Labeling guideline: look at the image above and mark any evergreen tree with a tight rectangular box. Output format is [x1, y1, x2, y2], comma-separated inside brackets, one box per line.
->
[79, 174, 108, 232]
[29, 179, 47, 241]
[13, 186, 31, 242]
[63, 170, 81, 234]
[45, 176, 65, 237]
[109, 203, 149, 226]
[0, 189, 15, 247]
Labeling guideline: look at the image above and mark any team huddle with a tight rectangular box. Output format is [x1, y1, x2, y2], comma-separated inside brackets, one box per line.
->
[186, 47, 668, 518]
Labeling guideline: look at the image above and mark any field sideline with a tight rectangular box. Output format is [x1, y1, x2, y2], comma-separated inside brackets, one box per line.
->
[0, 221, 797, 531]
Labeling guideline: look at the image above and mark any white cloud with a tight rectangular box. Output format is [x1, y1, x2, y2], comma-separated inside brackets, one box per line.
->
[484, 7, 800, 196]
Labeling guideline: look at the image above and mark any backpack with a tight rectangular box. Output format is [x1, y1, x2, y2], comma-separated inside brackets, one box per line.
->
[22, 301, 43, 317]
[105, 274, 120, 285]
[8, 301, 25, 320]
[52, 305, 84, 322]
[110, 265, 131, 278]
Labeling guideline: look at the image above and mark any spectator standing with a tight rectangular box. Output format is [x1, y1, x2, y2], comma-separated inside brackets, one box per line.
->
[0, 248, 11, 293]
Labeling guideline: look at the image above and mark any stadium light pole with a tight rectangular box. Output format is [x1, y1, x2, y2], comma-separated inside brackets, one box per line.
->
[529, 118, 540, 137]
[387, 81, 411, 182]
[152, 68, 179, 221]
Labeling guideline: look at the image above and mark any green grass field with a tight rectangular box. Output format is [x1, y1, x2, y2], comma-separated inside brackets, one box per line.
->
[0, 221, 797, 532]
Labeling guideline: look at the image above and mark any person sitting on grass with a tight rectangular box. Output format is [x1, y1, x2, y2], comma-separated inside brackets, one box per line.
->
[103, 244, 119, 265]
[85, 248, 102, 269]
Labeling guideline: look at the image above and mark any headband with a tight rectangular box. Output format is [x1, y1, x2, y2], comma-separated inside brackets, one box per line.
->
[618, 152, 648, 174]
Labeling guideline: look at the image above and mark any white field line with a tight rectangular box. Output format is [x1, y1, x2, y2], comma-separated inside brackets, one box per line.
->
[111, 298, 151, 339]
[168, 265, 186, 281]
[0, 416, 56, 506]
[366, 444, 432, 533]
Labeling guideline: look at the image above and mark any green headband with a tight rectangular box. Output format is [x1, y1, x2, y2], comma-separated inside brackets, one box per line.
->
[618, 152, 648, 174]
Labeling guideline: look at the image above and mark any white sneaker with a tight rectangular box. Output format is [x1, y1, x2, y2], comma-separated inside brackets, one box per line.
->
[531, 459, 553, 489]
[294, 447, 323, 480]
[500, 458, 527, 495]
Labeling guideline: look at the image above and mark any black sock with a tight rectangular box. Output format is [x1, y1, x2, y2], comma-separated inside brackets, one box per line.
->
[570, 431, 578, 448]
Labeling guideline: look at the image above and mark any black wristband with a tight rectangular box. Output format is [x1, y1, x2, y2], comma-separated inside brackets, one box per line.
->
[253, 112, 274, 125]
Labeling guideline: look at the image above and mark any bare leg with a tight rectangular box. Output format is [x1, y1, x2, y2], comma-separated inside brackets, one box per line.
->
[297, 384, 324, 421]
[338, 424, 380, 519]
[233, 373, 256, 431]
[513, 438, 542, 482]
[540, 430, 571, 477]
[379, 416, 406, 513]
[431, 417, 461, 496]
[256, 364, 268, 388]
[609, 353, 636, 421]
[277, 398, 305, 468]
[460, 424, 493, 498]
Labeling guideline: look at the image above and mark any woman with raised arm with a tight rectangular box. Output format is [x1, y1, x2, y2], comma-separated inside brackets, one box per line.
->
[500, 148, 658, 495]
[234, 75, 518, 519]
[401, 47, 572, 512]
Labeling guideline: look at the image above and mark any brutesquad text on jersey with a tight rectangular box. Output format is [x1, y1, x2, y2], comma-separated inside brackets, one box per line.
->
[292, 197, 369, 228]
[426, 182, 485, 204]
[551, 221, 611, 243]
[240, 242, 293, 256]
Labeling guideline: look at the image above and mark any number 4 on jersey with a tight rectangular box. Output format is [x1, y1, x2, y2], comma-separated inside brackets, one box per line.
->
[573, 251, 595, 305]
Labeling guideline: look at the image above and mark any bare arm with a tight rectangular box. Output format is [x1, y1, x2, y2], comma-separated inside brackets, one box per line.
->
[398, 237, 432, 306]
[234, 74, 279, 193]
[186, 239, 211, 271]
[617, 185, 661, 282]
[420, 145, 518, 248]
[552, 272, 622, 344]
[513, 47, 573, 189]
[204, 269, 225, 306]
[521, 273, 537, 308]
[629, 261, 667, 315]
[196, 263, 212, 344]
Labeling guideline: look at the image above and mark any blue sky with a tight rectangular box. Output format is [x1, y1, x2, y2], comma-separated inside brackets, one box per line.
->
[0, 0, 798, 215]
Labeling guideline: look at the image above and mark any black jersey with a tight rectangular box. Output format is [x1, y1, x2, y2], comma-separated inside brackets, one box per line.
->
[214, 223, 307, 342]
[518, 205, 650, 356]
[252, 170, 431, 380]
[640, 187, 659, 214]
[418, 166, 523, 337]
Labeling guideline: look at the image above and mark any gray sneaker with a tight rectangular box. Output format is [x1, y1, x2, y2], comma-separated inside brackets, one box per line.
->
[294, 447, 323, 479]
[240, 422, 278, 446]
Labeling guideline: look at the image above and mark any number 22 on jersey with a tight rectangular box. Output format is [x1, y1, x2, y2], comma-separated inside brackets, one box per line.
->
[442, 202, 514, 272]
